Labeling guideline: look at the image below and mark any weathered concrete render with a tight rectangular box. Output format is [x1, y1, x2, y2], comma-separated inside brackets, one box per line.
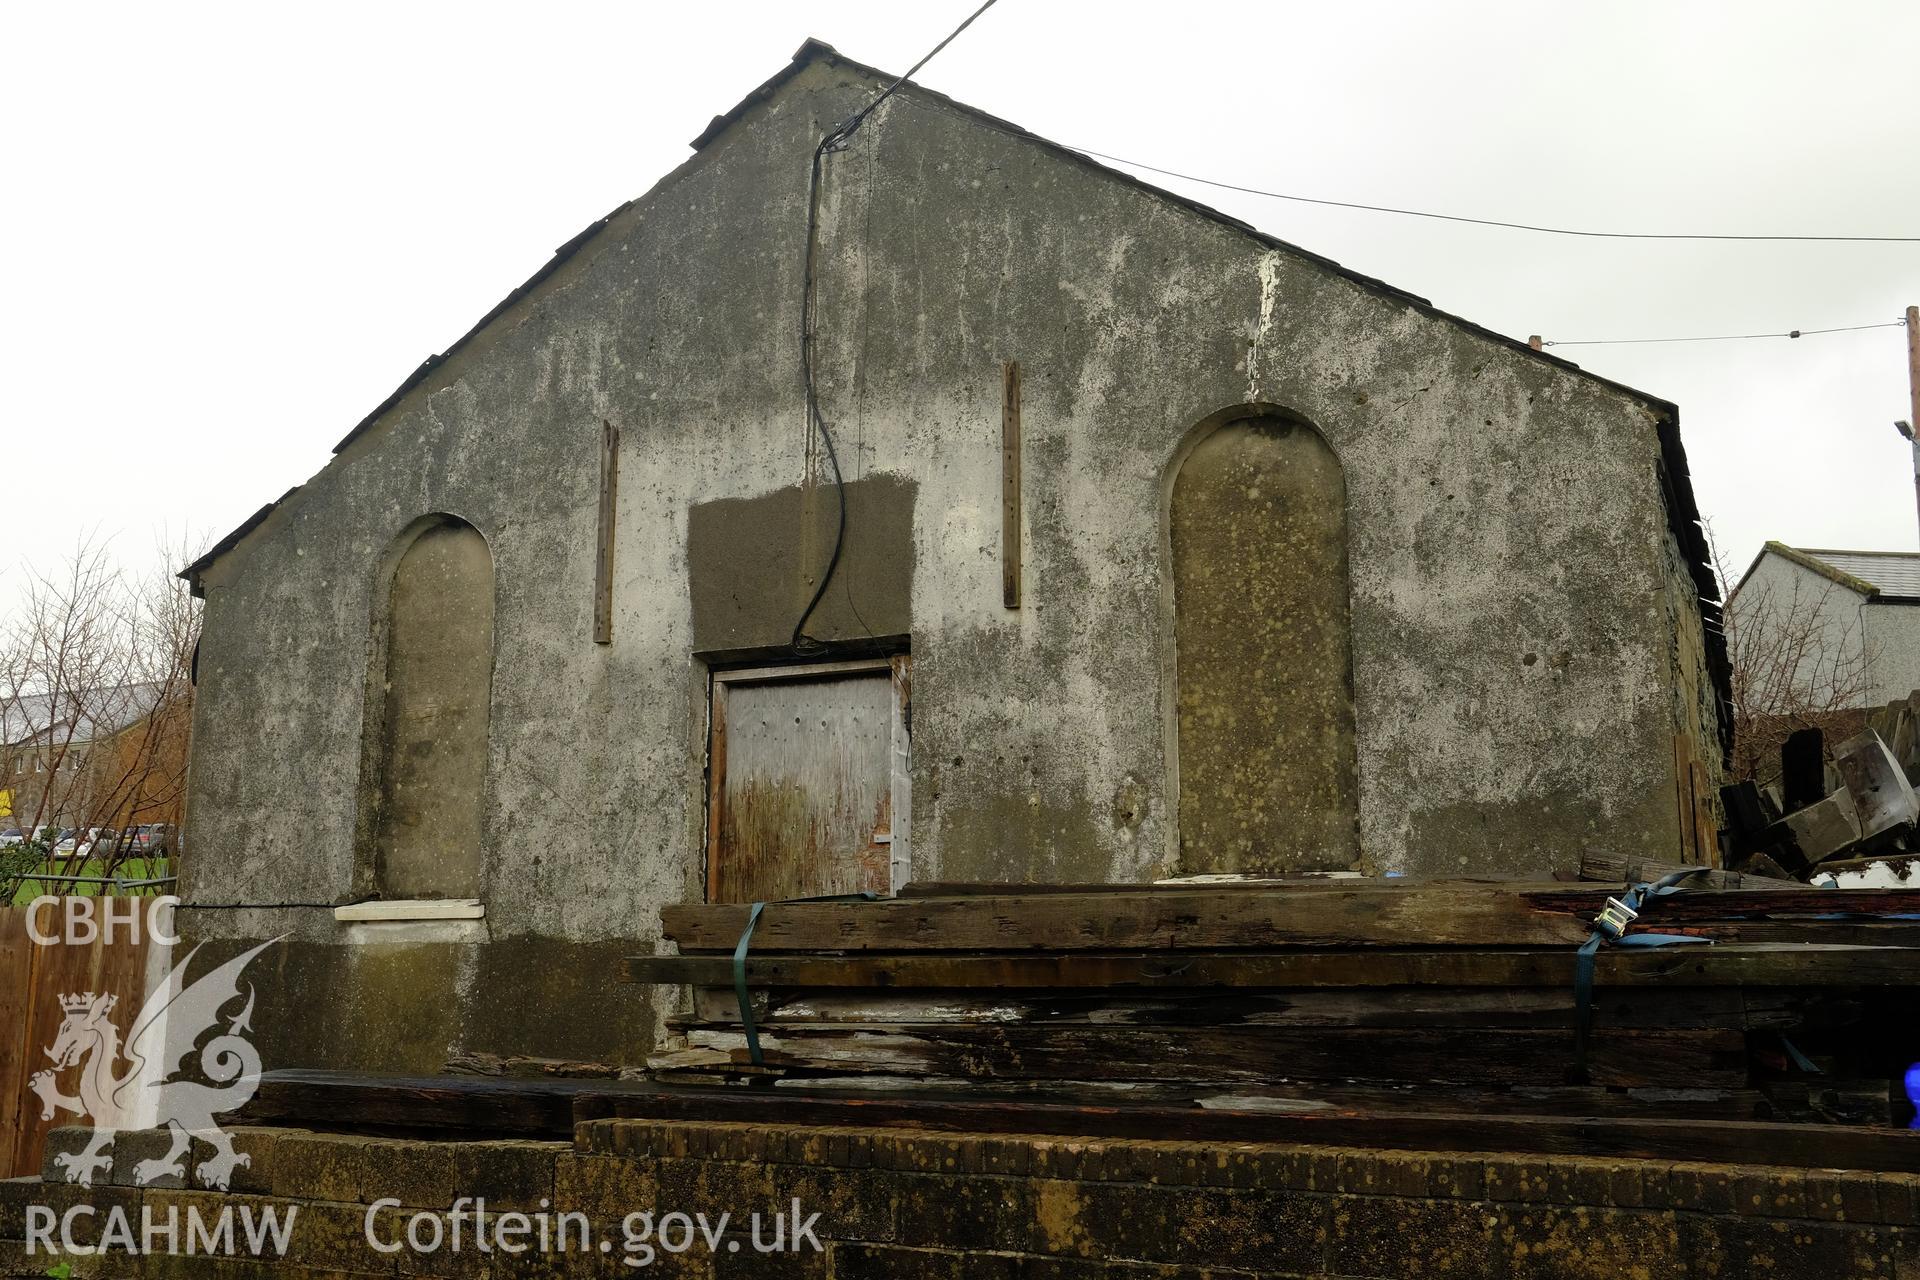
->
[688, 472, 916, 654]
[178, 42, 1725, 1070]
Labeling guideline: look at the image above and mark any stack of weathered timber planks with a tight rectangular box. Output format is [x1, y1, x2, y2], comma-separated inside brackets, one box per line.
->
[628, 879, 1920, 1126]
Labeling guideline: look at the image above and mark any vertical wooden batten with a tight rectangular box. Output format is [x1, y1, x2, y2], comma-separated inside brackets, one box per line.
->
[889, 653, 913, 892]
[594, 419, 620, 645]
[1001, 360, 1022, 609]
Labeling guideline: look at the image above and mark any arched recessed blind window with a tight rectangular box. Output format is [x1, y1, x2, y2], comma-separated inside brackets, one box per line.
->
[371, 518, 494, 899]
[1171, 414, 1358, 874]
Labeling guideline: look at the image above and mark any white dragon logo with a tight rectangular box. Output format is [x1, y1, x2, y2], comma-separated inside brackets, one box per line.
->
[29, 937, 282, 1189]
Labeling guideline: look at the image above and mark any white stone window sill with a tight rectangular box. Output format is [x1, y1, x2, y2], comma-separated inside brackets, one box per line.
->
[333, 899, 485, 923]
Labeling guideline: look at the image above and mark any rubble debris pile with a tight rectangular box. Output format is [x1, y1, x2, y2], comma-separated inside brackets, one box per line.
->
[1725, 696, 1920, 885]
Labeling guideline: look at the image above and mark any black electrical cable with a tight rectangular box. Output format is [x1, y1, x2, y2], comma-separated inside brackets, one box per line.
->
[790, 0, 1002, 654]
[176, 902, 339, 910]
[835, 0, 1001, 150]
[1068, 146, 1920, 245]
[792, 130, 847, 656]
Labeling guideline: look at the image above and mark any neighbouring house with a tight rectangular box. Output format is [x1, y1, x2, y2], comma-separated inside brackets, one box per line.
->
[0, 681, 189, 836]
[1729, 542, 1920, 712]
[176, 40, 1729, 1074]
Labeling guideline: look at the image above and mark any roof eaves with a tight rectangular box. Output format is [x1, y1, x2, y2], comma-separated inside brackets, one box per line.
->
[328, 199, 637, 459]
[241, 44, 834, 479]
[1728, 545, 1771, 600]
[1644, 404, 1730, 759]
[183, 42, 840, 590]
[1801, 547, 1920, 558]
[178, 487, 302, 594]
[324, 41, 861, 479]
[690, 38, 837, 150]
[183, 193, 640, 589]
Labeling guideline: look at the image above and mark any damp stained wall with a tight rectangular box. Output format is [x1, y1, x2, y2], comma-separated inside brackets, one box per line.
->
[180, 47, 1720, 1071]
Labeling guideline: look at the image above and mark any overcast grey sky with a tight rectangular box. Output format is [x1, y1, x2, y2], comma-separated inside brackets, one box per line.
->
[3, 1, 1916, 612]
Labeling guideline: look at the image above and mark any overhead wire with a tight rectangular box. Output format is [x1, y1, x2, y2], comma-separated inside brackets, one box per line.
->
[1545, 319, 1909, 348]
[781, 7, 1905, 609]
[1065, 146, 1920, 245]
[1058, 147, 1913, 349]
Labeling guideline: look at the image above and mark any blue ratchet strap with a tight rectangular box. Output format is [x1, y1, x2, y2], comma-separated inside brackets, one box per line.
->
[733, 891, 879, 1067]
[1779, 1034, 1822, 1074]
[1573, 867, 1714, 1083]
[733, 902, 770, 1066]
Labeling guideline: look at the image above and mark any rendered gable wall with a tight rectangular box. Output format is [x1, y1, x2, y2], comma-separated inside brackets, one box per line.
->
[179, 50, 1720, 1071]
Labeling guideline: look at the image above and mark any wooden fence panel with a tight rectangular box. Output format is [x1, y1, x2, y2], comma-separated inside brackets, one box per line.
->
[0, 909, 36, 1177]
[0, 904, 155, 1177]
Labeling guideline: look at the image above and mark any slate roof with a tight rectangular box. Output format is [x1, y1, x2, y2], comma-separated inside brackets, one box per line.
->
[1798, 548, 1920, 601]
[0, 682, 167, 750]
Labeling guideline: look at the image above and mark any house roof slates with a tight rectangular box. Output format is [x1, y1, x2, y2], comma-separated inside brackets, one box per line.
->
[1, 682, 170, 750]
[1802, 548, 1920, 599]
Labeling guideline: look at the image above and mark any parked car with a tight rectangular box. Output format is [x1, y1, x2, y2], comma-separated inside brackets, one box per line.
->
[50, 828, 79, 858]
[76, 827, 120, 858]
[128, 823, 175, 857]
[0, 828, 21, 847]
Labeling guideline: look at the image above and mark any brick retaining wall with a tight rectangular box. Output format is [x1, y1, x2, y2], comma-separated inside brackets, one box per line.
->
[3, 1121, 1917, 1277]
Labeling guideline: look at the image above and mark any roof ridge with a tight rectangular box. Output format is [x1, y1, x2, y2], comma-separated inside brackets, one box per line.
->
[1759, 542, 1881, 596]
[1797, 546, 1920, 558]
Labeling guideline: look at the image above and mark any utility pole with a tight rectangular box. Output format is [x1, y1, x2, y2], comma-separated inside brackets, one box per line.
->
[1904, 306, 1920, 548]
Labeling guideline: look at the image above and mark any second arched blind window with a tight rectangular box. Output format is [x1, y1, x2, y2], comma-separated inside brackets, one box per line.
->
[1171, 413, 1359, 874]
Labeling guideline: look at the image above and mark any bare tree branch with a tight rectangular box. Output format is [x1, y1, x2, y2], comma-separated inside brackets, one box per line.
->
[1713, 530, 1875, 786]
[1, 531, 203, 884]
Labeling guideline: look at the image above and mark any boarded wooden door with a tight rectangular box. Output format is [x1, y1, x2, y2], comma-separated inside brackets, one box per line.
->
[707, 658, 908, 903]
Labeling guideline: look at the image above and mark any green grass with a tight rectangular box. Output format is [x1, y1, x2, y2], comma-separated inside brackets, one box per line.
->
[7, 855, 175, 905]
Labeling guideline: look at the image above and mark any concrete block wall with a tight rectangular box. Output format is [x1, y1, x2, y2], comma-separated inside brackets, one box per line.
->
[5, 1122, 1920, 1277]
